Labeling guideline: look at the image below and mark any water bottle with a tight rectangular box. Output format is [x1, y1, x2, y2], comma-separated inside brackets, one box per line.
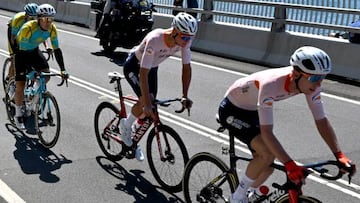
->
[247, 185, 269, 202]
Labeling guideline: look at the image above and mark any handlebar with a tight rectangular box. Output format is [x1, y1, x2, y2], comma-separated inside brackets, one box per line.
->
[154, 98, 191, 116]
[271, 159, 354, 191]
[33, 72, 68, 87]
[41, 49, 53, 61]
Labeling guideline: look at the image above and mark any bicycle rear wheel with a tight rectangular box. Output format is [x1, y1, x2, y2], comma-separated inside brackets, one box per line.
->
[275, 195, 321, 203]
[35, 91, 61, 148]
[94, 101, 124, 161]
[183, 152, 237, 203]
[4, 79, 15, 124]
[146, 124, 189, 193]
[2, 57, 12, 91]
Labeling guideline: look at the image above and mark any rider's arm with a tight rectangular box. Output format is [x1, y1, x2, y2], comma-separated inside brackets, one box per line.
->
[315, 117, 341, 153]
[139, 67, 153, 117]
[54, 48, 65, 71]
[181, 63, 191, 98]
[260, 124, 292, 164]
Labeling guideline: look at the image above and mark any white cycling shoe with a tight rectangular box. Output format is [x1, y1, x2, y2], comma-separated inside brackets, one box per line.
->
[15, 117, 25, 130]
[229, 194, 248, 203]
[135, 145, 144, 162]
[119, 118, 133, 147]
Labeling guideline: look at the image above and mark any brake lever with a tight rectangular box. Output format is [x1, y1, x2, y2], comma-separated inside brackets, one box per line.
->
[348, 164, 356, 184]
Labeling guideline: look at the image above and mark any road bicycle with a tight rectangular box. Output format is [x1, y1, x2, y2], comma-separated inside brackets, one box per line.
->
[182, 124, 356, 203]
[3, 69, 67, 148]
[94, 71, 190, 193]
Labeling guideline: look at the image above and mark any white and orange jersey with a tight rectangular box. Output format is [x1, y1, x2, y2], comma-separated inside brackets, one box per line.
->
[225, 66, 325, 125]
[133, 28, 192, 69]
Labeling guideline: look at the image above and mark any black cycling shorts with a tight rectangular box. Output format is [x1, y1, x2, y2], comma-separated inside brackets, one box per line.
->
[15, 48, 49, 81]
[123, 53, 158, 98]
[218, 97, 260, 149]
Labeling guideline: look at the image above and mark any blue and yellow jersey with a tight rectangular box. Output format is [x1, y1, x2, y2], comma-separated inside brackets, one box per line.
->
[9, 12, 27, 35]
[16, 20, 59, 51]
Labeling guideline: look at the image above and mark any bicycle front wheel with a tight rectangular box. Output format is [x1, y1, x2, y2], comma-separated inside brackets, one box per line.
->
[275, 194, 322, 203]
[183, 152, 237, 203]
[35, 91, 61, 148]
[94, 101, 123, 161]
[146, 124, 189, 193]
[2, 57, 11, 91]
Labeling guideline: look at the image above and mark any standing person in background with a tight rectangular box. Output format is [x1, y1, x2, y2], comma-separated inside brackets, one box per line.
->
[13, 4, 69, 129]
[120, 12, 197, 161]
[217, 46, 356, 203]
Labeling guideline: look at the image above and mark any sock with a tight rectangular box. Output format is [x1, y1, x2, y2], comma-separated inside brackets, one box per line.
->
[233, 173, 255, 200]
[15, 105, 24, 117]
[125, 113, 136, 129]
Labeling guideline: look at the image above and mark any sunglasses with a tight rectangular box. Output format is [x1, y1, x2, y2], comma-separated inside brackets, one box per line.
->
[181, 35, 192, 42]
[28, 16, 37, 20]
[39, 17, 54, 23]
[301, 73, 326, 83]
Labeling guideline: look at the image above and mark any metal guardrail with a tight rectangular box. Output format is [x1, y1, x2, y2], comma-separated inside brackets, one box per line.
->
[153, 0, 360, 36]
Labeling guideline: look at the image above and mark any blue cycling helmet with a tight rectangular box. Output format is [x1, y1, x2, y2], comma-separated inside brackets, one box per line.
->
[24, 3, 38, 16]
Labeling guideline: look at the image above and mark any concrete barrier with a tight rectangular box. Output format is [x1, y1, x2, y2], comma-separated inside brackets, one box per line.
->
[1, 1, 359, 81]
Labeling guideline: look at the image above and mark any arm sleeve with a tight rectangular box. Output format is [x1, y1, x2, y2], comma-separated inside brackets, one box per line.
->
[181, 44, 191, 64]
[140, 39, 156, 69]
[54, 48, 65, 71]
[306, 88, 326, 120]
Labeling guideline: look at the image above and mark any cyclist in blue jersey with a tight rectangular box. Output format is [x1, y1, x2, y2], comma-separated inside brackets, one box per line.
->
[13, 4, 69, 129]
[6, 3, 38, 84]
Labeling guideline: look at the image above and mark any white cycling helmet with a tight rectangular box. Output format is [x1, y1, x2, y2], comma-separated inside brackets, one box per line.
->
[290, 46, 331, 75]
[24, 3, 38, 16]
[37, 4, 56, 17]
[172, 12, 198, 35]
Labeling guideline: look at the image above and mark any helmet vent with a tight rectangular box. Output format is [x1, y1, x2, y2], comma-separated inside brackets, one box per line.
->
[302, 59, 316, 71]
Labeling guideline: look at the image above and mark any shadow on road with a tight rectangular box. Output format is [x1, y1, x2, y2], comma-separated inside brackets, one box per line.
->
[5, 123, 72, 183]
[91, 50, 128, 66]
[96, 156, 185, 203]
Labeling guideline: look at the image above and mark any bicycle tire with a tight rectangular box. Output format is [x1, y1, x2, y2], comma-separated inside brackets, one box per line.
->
[35, 91, 61, 148]
[183, 152, 237, 203]
[4, 79, 16, 124]
[94, 101, 124, 161]
[146, 124, 189, 193]
[2, 57, 11, 91]
[275, 194, 322, 203]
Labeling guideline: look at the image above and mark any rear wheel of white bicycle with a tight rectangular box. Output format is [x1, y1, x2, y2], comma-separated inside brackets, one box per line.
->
[2, 57, 12, 91]
[146, 124, 189, 193]
[35, 92, 61, 148]
[94, 101, 124, 161]
[4, 79, 16, 124]
[183, 152, 237, 203]
[275, 194, 321, 203]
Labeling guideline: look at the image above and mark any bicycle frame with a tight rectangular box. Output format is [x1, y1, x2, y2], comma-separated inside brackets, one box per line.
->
[25, 70, 65, 114]
[106, 72, 184, 159]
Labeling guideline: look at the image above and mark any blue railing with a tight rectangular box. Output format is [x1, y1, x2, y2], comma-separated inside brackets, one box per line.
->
[152, 0, 360, 36]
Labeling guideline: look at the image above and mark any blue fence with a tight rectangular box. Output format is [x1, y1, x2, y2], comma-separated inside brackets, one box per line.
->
[152, 0, 360, 36]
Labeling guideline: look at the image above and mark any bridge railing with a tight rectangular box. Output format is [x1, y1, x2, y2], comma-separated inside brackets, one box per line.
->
[153, 0, 360, 36]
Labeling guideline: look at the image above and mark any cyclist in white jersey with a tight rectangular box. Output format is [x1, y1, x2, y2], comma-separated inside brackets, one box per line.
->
[217, 46, 356, 203]
[120, 12, 197, 161]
